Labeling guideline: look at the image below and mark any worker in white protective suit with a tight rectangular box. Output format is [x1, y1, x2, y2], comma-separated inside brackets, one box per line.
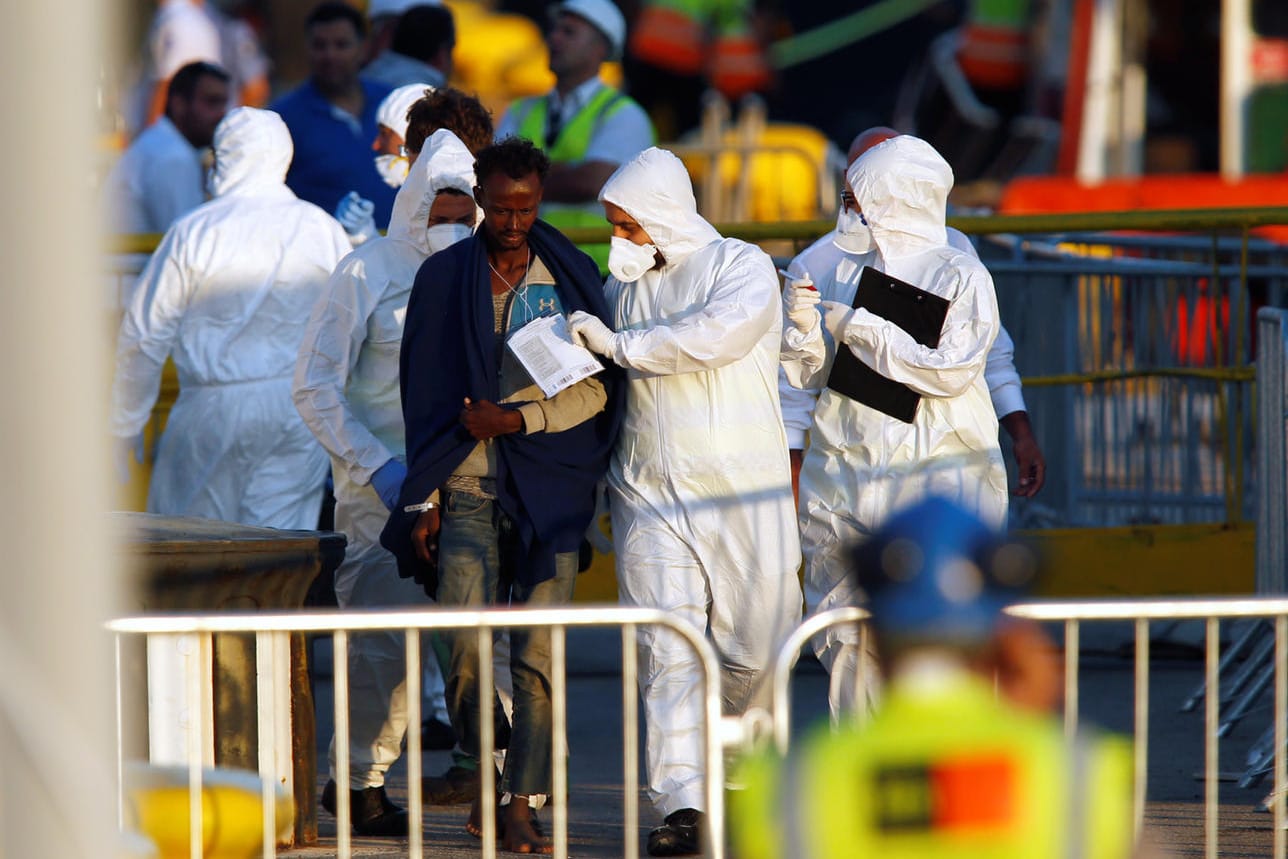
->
[371, 82, 431, 188]
[334, 81, 436, 244]
[110, 107, 351, 528]
[293, 129, 479, 836]
[567, 146, 803, 858]
[779, 134, 1009, 724]
[781, 127, 1042, 720]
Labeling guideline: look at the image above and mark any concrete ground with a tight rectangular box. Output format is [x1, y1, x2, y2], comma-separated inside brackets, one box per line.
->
[284, 621, 1282, 857]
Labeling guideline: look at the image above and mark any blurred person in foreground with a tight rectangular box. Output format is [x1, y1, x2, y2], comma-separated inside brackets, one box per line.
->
[382, 137, 623, 853]
[294, 125, 484, 836]
[271, 2, 396, 243]
[730, 495, 1138, 859]
[780, 134, 1010, 722]
[105, 61, 229, 235]
[110, 107, 351, 527]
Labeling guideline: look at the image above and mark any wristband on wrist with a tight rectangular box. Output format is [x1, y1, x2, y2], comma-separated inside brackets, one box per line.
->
[404, 501, 439, 513]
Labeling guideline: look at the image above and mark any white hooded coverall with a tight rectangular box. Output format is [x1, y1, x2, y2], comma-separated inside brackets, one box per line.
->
[598, 147, 803, 815]
[110, 107, 351, 529]
[780, 228, 1027, 458]
[781, 135, 1009, 717]
[293, 129, 476, 789]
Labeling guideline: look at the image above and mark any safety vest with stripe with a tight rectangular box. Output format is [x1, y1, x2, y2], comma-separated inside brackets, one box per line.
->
[730, 674, 1135, 859]
[629, 0, 769, 99]
[957, 0, 1031, 90]
[510, 85, 643, 271]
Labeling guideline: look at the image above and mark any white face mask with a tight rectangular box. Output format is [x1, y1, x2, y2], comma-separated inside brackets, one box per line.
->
[608, 236, 659, 283]
[374, 153, 409, 188]
[426, 222, 473, 255]
[832, 206, 874, 254]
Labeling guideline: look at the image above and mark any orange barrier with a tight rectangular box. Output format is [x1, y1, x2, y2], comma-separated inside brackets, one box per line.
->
[998, 174, 1288, 243]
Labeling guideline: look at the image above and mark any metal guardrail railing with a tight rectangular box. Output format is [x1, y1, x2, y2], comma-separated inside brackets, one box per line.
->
[772, 599, 1288, 859]
[109, 605, 727, 859]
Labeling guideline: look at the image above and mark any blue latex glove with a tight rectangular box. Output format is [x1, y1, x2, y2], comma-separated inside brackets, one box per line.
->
[370, 459, 407, 511]
[334, 191, 377, 246]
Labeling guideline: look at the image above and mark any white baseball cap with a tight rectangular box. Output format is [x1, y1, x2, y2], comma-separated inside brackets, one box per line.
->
[551, 0, 625, 61]
[367, 0, 440, 21]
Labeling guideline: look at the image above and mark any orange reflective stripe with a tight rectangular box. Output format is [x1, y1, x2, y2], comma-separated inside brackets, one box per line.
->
[628, 5, 706, 74]
[708, 35, 769, 99]
[957, 24, 1028, 88]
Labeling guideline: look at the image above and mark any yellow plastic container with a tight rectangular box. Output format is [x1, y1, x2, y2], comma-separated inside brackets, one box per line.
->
[123, 763, 293, 859]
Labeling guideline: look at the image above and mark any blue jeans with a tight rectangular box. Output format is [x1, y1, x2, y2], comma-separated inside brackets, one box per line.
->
[436, 489, 578, 796]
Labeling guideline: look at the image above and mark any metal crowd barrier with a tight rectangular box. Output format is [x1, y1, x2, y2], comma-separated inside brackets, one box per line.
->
[770, 599, 1288, 859]
[108, 606, 727, 859]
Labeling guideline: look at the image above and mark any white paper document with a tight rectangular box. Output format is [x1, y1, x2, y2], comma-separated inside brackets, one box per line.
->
[506, 314, 604, 398]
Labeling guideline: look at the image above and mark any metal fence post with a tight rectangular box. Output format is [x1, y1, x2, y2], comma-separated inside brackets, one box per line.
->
[1257, 308, 1288, 594]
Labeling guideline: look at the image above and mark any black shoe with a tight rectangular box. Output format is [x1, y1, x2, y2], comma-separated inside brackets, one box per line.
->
[421, 716, 457, 751]
[422, 764, 481, 805]
[647, 808, 704, 856]
[320, 779, 410, 837]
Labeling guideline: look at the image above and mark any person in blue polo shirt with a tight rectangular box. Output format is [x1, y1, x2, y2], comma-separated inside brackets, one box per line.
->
[271, 2, 397, 241]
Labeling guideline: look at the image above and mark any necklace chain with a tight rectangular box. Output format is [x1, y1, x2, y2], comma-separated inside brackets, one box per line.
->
[488, 248, 531, 294]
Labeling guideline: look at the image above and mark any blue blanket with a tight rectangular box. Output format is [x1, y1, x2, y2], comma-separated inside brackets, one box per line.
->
[380, 220, 623, 593]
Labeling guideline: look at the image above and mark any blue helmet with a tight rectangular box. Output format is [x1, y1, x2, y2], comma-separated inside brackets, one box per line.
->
[851, 497, 1038, 646]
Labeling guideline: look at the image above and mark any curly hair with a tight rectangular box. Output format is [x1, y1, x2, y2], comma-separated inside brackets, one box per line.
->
[474, 136, 551, 186]
[404, 88, 494, 157]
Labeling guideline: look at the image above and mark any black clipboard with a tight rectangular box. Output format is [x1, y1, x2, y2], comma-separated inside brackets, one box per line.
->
[825, 266, 950, 423]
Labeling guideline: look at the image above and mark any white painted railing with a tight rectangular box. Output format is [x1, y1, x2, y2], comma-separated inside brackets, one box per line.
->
[109, 605, 726, 859]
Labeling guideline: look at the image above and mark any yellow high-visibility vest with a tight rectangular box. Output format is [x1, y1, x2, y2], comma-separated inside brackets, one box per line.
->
[732, 672, 1134, 859]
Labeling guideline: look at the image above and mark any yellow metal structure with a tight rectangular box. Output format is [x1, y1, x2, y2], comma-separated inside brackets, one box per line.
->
[1018, 523, 1255, 597]
[680, 122, 835, 222]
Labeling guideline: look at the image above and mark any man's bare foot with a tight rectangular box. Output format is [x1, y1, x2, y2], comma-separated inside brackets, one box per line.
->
[465, 795, 501, 839]
[502, 795, 552, 855]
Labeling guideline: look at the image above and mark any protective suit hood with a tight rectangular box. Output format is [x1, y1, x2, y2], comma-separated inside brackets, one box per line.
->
[847, 135, 952, 259]
[386, 129, 476, 255]
[377, 83, 432, 140]
[208, 107, 294, 198]
[599, 147, 720, 267]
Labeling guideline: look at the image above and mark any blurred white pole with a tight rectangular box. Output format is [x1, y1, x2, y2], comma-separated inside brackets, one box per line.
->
[1119, 0, 1147, 175]
[1076, 0, 1124, 182]
[1220, 0, 1251, 179]
[0, 1, 124, 858]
